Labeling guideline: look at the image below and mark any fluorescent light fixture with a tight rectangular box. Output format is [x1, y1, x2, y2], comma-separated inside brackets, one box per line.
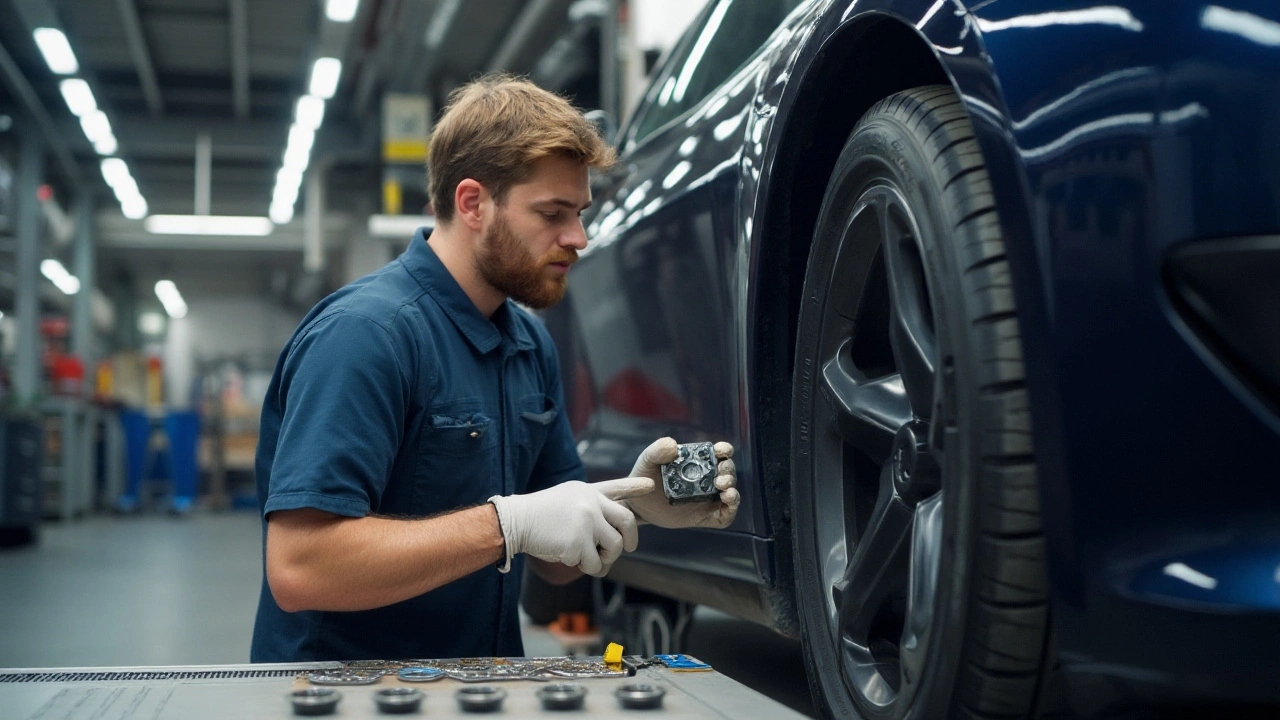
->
[295, 95, 326, 130]
[59, 79, 96, 116]
[144, 214, 274, 236]
[154, 280, 188, 319]
[326, 0, 359, 22]
[138, 310, 166, 336]
[273, 184, 299, 208]
[269, 203, 294, 224]
[100, 158, 132, 188]
[121, 196, 148, 219]
[40, 258, 80, 294]
[276, 167, 303, 191]
[309, 57, 342, 99]
[33, 28, 79, 74]
[79, 110, 112, 143]
[283, 124, 315, 171]
[93, 133, 118, 156]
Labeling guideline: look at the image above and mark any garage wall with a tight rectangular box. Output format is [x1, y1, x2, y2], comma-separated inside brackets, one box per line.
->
[163, 295, 304, 409]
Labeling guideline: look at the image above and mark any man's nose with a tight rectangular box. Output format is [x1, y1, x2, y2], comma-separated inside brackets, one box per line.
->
[561, 220, 588, 250]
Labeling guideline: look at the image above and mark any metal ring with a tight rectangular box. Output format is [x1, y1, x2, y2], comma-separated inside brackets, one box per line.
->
[455, 685, 507, 713]
[374, 687, 423, 714]
[306, 669, 383, 686]
[398, 666, 446, 682]
[290, 688, 341, 716]
[537, 682, 587, 711]
[615, 683, 666, 710]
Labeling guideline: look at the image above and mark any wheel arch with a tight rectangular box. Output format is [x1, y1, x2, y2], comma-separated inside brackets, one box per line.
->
[748, 7, 1054, 634]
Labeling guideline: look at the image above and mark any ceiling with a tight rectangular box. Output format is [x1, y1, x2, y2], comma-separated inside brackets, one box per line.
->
[0, 0, 596, 308]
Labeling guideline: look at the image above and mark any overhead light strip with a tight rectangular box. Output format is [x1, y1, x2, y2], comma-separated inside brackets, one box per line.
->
[33, 28, 78, 74]
[144, 214, 274, 236]
[325, 0, 360, 22]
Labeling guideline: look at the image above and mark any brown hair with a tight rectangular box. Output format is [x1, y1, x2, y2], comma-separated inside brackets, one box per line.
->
[427, 74, 616, 223]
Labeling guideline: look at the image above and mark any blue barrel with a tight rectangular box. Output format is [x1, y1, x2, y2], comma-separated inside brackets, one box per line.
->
[164, 411, 200, 513]
[118, 409, 151, 512]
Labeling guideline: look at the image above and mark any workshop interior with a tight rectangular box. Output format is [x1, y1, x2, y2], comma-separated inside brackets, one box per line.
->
[1, 0, 1279, 718]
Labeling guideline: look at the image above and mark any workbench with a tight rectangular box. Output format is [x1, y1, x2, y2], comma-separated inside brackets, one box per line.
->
[1, 657, 811, 719]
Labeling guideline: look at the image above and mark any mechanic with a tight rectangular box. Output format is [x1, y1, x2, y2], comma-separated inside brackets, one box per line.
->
[250, 75, 740, 663]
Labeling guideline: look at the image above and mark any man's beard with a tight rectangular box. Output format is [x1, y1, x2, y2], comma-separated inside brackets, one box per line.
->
[474, 210, 576, 310]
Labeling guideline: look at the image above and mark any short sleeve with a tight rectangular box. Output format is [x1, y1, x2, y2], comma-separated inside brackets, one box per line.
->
[527, 327, 585, 492]
[263, 311, 410, 518]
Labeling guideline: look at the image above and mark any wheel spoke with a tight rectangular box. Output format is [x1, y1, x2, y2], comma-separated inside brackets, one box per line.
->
[832, 466, 913, 647]
[820, 339, 912, 461]
[900, 491, 944, 688]
[878, 195, 937, 414]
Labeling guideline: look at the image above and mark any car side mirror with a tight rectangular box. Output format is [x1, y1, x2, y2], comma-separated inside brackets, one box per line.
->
[584, 109, 619, 147]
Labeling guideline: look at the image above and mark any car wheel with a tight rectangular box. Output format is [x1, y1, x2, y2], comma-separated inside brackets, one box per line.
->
[791, 85, 1053, 719]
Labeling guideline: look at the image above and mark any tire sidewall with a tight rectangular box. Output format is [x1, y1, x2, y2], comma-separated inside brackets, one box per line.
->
[791, 106, 982, 720]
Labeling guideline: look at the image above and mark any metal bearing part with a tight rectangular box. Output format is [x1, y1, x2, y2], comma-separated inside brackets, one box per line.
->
[615, 683, 666, 710]
[374, 687, 424, 714]
[455, 685, 507, 713]
[537, 682, 587, 711]
[290, 687, 341, 716]
[398, 666, 447, 682]
[306, 669, 384, 686]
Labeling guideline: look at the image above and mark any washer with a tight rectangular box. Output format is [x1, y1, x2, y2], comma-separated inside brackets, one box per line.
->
[289, 687, 341, 716]
[615, 683, 666, 710]
[374, 687, 423, 714]
[455, 685, 507, 713]
[537, 682, 587, 711]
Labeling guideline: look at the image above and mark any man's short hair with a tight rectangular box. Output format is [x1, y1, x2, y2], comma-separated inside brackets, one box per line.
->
[427, 74, 616, 223]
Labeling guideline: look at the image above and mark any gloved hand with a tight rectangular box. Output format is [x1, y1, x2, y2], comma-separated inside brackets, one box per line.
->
[489, 478, 651, 577]
[620, 438, 740, 529]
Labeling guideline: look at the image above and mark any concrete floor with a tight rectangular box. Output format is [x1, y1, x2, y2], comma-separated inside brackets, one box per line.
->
[0, 512, 816, 717]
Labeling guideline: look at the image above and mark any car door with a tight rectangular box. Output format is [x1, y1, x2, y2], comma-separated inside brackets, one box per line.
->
[546, 0, 807, 578]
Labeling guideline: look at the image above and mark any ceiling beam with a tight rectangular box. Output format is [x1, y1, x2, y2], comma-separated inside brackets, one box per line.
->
[91, 116, 363, 161]
[113, 0, 165, 116]
[228, 0, 250, 119]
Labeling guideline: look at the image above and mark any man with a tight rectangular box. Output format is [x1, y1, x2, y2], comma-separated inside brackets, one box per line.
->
[251, 75, 740, 663]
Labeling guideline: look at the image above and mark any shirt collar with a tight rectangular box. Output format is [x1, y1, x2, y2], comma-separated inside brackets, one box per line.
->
[401, 228, 535, 355]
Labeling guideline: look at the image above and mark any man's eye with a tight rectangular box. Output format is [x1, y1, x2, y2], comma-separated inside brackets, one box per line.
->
[541, 212, 559, 221]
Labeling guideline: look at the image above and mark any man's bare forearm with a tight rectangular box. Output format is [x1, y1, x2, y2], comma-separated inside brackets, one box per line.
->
[266, 504, 505, 612]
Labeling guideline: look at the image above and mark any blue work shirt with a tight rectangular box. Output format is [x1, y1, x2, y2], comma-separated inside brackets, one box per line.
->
[250, 230, 584, 663]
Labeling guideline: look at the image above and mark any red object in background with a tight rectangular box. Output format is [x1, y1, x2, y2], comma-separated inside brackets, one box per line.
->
[49, 352, 84, 396]
[37, 184, 53, 202]
[40, 317, 69, 338]
[601, 367, 691, 424]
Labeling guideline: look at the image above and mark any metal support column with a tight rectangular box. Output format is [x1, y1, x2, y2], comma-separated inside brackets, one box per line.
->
[600, 0, 621, 121]
[72, 192, 97, 514]
[13, 115, 43, 409]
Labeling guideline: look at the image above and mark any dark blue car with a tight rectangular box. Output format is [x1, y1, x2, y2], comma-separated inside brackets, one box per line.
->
[540, 1, 1280, 717]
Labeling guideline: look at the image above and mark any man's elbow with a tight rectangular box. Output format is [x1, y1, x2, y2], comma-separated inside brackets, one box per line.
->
[266, 559, 319, 613]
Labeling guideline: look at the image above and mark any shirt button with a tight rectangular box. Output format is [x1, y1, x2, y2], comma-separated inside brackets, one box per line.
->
[469, 431, 480, 438]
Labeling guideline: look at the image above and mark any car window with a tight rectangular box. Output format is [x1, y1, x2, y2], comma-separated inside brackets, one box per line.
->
[632, 0, 803, 144]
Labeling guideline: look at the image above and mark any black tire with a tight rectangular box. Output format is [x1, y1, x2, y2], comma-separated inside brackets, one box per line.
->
[790, 86, 1054, 720]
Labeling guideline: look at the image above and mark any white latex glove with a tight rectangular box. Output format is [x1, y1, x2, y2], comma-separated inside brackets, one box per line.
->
[621, 438, 740, 529]
[489, 478, 651, 577]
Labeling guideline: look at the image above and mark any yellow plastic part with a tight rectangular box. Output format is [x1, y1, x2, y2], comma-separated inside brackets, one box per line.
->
[604, 642, 624, 666]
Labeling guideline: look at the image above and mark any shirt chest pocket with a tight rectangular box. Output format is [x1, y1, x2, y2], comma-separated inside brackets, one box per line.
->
[413, 409, 501, 513]
[514, 393, 558, 482]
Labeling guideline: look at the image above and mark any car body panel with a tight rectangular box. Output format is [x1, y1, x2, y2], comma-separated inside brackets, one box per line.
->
[549, 0, 1280, 711]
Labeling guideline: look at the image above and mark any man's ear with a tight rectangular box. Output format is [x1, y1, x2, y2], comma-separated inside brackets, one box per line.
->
[454, 179, 488, 232]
